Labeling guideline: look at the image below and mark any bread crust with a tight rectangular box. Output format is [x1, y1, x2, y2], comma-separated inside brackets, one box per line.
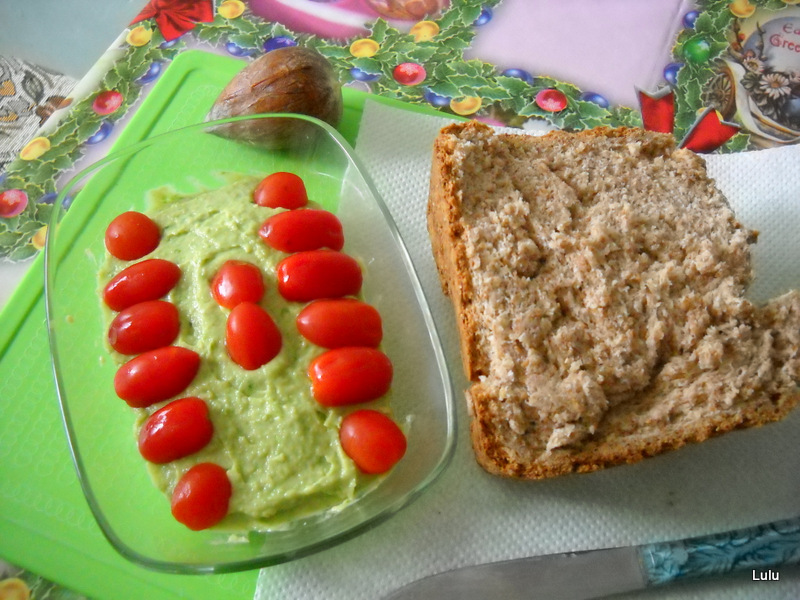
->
[428, 123, 487, 381]
[427, 121, 800, 479]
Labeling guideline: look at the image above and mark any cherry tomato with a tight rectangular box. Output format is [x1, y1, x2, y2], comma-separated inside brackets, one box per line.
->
[114, 346, 200, 408]
[296, 299, 382, 348]
[308, 347, 392, 407]
[276, 250, 362, 303]
[226, 302, 282, 370]
[103, 258, 181, 311]
[104, 211, 161, 261]
[253, 172, 308, 209]
[170, 462, 232, 531]
[210, 260, 264, 309]
[259, 209, 344, 253]
[107, 300, 180, 355]
[339, 409, 407, 474]
[138, 397, 214, 464]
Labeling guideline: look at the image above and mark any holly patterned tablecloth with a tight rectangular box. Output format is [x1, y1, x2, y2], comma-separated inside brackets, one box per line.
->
[3, 0, 800, 262]
[1, 1, 800, 599]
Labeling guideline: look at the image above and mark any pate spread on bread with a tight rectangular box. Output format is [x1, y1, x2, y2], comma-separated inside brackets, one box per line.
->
[427, 121, 800, 479]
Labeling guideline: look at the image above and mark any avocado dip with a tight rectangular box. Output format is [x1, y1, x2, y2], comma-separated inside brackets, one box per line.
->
[100, 175, 376, 530]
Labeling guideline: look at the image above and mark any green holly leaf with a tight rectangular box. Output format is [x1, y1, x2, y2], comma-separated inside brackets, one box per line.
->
[25, 163, 56, 188]
[227, 31, 258, 49]
[496, 75, 533, 97]
[436, 26, 472, 49]
[447, 74, 491, 95]
[517, 100, 549, 119]
[405, 45, 440, 64]
[692, 12, 716, 36]
[33, 201, 53, 224]
[8, 242, 36, 261]
[472, 84, 510, 102]
[709, 40, 729, 56]
[438, 5, 475, 29]
[0, 231, 20, 247]
[560, 112, 592, 131]
[77, 114, 104, 141]
[571, 100, 613, 126]
[611, 106, 643, 128]
[427, 80, 460, 98]
[709, 6, 734, 32]
[532, 75, 567, 92]
[721, 131, 751, 152]
[461, 59, 495, 78]
[103, 69, 123, 91]
[430, 61, 457, 81]
[237, 17, 263, 35]
[504, 93, 533, 115]
[17, 216, 43, 235]
[1, 172, 25, 191]
[195, 24, 224, 43]
[47, 119, 77, 148]
[369, 19, 391, 43]
[383, 39, 420, 56]
[351, 56, 385, 76]
[543, 110, 570, 130]
[319, 45, 352, 60]
[553, 81, 582, 99]
[46, 152, 77, 172]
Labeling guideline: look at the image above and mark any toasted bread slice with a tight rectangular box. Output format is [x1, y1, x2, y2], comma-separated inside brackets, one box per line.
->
[427, 121, 800, 479]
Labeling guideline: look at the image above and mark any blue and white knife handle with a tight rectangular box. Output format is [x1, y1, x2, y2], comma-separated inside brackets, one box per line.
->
[641, 516, 800, 585]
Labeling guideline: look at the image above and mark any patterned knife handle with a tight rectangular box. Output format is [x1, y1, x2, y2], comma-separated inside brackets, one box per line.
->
[640, 516, 800, 586]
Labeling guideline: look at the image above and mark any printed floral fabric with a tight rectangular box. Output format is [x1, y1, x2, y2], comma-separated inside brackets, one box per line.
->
[0, 560, 88, 600]
[0, 57, 76, 171]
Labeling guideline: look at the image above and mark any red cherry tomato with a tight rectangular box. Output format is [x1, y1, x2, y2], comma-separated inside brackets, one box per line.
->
[210, 260, 264, 309]
[107, 300, 180, 355]
[339, 409, 407, 474]
[259, 209, 344, 253]
[104, 211, 161, 261]
[253, 172, 308, 209]
[226, 302, 282, 370]
[103, 258, 181, 311]
[138, 397, 214, 464]
[276, 250, 362, 303]
[170, 462, 232, 531]
[114, 346, 200, 408]
[296, 299, 382, 348]
[308, 347, 392, 407]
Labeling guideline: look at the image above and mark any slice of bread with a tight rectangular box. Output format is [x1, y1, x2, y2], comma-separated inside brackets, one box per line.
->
[427, 121, 800, 479]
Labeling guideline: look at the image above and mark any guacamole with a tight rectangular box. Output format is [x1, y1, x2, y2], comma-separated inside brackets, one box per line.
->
[101, 176, 370, 530]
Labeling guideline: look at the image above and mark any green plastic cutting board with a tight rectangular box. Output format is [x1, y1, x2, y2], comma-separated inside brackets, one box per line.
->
[0, 49, 423, 600]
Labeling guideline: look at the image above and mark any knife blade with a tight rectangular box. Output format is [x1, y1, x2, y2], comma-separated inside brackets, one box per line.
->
[383, 516, 800, 600]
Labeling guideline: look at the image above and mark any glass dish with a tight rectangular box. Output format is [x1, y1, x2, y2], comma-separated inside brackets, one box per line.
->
[44, 113, 456, 573]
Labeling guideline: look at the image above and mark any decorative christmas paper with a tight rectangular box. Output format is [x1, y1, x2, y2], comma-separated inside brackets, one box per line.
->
[4, 0, 799, 262]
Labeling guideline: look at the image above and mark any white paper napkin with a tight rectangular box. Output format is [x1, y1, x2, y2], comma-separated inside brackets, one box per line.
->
[255, 99, 800, 600]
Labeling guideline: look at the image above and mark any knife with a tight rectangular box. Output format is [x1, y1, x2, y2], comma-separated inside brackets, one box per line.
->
[383, 516, 800, 600]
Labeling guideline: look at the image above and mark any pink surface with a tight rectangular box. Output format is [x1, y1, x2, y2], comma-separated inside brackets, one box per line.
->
[465, 0, 694, 108]
[248, 0, 449, 38]
[250, 0, 374, 38]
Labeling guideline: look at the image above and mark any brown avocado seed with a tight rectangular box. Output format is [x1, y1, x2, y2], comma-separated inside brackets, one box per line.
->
[208, 46, 343, 147]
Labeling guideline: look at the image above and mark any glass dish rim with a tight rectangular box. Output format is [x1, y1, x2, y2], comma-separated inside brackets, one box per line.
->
[43, 112, 458, 574]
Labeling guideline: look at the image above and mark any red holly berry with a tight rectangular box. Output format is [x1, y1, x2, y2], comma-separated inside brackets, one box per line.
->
[93, 90, 124, 115]
[535, 89, 568, 112]
[393, 62, 426, 86]
[0, 189, 28, 218]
